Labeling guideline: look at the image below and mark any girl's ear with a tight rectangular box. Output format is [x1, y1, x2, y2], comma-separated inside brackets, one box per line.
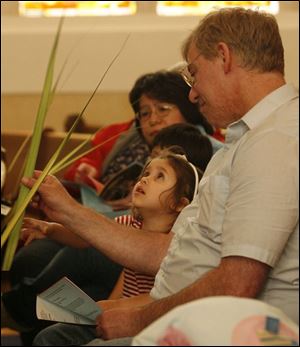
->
[175, 197, 190, 212]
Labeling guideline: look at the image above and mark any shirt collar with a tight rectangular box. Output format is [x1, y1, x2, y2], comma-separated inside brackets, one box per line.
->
[225, 84, 299, 145]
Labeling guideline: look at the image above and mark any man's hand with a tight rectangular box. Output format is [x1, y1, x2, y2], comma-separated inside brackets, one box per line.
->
[21, 171, 79, 224]
[95, 306, 144, 340]
[97, 299, 120, 312]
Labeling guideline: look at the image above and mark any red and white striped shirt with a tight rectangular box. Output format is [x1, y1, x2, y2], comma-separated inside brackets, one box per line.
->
[115, 215, 155, 298]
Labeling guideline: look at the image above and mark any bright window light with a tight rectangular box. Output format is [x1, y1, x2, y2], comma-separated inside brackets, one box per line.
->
[157, 1, 279, 16]
[19, 1, 137, 17]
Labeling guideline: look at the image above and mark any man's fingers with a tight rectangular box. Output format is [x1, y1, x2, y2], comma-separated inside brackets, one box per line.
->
[33, 170, 43, 178]
[22, 170, 43, 186]
[22, 171, 54, 189]
[21, 176, 36, 188]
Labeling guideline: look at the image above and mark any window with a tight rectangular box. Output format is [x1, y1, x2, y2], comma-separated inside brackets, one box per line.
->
[156, 1, 279, 16]
[19, 1, 279, 17]
[19, 1, 137, 17]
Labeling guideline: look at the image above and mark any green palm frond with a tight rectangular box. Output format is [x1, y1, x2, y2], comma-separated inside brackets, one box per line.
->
[1, 31, 131, 270]
[6, 134, 32, 175]
[50, 127, 132, 175]
[1, 17, 64, 270]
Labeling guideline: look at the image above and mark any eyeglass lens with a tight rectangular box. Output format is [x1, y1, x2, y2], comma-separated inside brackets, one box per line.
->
[138, 104, 174, 121]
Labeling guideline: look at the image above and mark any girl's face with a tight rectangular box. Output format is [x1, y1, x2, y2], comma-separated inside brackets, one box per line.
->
[132, 158, 177, 214]
[138, 95, 187, 145]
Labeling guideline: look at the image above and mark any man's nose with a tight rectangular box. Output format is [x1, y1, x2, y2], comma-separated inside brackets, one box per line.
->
[189, 87, 199, 104]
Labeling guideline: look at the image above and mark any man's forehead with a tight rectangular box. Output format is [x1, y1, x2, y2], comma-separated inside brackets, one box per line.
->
[186, 43, 199, 63]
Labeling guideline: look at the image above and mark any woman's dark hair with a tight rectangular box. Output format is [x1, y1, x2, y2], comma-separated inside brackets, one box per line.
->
[152, 123, 213, 172]
[129, 70, 213, 135]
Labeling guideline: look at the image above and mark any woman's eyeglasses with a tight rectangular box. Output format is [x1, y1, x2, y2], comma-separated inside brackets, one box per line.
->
[136, 103, 176, 122]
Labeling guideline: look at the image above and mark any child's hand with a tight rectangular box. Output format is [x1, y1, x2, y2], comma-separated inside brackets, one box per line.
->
[74, 163, 98, 184]
[82, 175, 104, 194]
[20, 217, 50, 246]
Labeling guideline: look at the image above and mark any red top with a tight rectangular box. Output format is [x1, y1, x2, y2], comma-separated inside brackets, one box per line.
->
[212, 128, 225, 142]
[64, 120, 134, 181]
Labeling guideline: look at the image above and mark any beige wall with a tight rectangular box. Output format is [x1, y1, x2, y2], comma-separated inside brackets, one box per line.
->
[1, 92, 133, 132]
[1, 1, 299, 132]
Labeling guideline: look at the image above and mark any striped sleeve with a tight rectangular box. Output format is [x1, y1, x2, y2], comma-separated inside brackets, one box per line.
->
[120, 216, 155, 298]
[114, 214, 133, 226]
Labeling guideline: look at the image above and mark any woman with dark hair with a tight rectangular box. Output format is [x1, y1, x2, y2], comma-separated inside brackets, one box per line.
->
[130, 71, 214, 133]
[64, 70, 222, 195]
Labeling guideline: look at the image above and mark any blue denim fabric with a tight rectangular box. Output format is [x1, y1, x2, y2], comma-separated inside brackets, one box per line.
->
[33, 323, 96, 346]
[33, 323, 133, 346]
[84, 337, 133, 346]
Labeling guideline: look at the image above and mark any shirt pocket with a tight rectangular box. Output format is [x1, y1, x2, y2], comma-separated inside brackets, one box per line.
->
[195, 175, 230, 243]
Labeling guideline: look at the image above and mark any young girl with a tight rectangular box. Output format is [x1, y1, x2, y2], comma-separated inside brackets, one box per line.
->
[104, 146, 201, 303]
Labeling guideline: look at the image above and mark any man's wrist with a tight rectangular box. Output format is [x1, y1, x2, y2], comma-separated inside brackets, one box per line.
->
[58, 198, 84, 225]
[133, 305, 151, 335]
[61, 202, 93, 233]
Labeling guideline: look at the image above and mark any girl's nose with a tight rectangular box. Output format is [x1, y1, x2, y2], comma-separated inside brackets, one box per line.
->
[141, 176, 148, 184]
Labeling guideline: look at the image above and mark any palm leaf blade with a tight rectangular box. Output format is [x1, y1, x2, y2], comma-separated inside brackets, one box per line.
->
[1, 17, 64, 270]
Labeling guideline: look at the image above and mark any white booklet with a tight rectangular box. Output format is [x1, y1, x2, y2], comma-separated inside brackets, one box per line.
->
[36, 277, 101, 325]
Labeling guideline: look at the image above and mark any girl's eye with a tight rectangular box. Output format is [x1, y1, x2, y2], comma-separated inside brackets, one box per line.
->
[157, 172, 164, 179]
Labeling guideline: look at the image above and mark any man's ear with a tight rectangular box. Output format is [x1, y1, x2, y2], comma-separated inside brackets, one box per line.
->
[175, 197, 190, 212]
[217, 42, 232, 74]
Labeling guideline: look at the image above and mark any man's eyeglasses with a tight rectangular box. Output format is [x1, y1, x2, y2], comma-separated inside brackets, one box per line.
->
[136, 103, 176, 122]
[180, 65, 195, 88]
[180, 54, 201, 88]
